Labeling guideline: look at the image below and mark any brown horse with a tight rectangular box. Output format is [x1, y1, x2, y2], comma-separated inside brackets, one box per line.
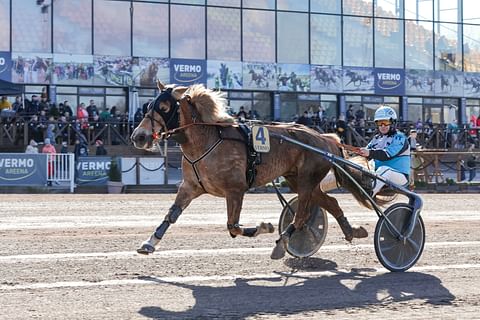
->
[140, 62, 158, 86]
[131, 81, 377, 259]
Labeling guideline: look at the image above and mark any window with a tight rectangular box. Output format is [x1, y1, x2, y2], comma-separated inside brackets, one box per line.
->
[435, 22, 462, 71]
[12, 1, 52, 52]
[405, 20, 433, 70]
[277, 0, 308, 12]
[375, 0, 403, 18]
[171, 5, 205, 59]
[207, 0, 240, 7]
[434, 0, 459, 23]
[243, 0, 275, 10]
[207, 7, 241, 60]
[243, 10, 275, 62]
[405, 0, 433, 21]
[343, 0, 373, 16]
[277, 12, 308, 63]
[54, 0, 92, 54]
[311, 14, 341, 65]
[375, 18, 404, 68]
[343, 16, 373, 67]
[94, 0, 131, 56]
[133, 2, 169, 57]
[464, 24, 480, 72]
[463, 0, 480, 24]
[310, 0, 341, 14]
[0, 0, 10, 51]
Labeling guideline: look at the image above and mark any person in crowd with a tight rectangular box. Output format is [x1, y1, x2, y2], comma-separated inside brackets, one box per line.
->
[466, 144, 477, 182]
[63, 101, 74, 118]
[46, 116, 56, 144]
[12, 96, 23, 113]
[95, 139, 107, 156]
[296, 110, 313, 126]
[74, 137, 89, 161]
[60, 141, 68, 154]
[25, 139, 39, 154]
[87, 99, 98, 122]
[100, 107, 111, 122]
[42, 138, 57, 186]
[236, 106, 248, 120]
[0, 96, 11, 111]
[359, 105, 410, 197]
[346, 104, 355, 123]
[142, 99, 153, 115]
[134, 107, 144, 126]
[336, 114, 347, 141]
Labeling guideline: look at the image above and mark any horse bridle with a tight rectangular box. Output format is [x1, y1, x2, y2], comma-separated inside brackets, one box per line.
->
[146, 87, 180, 140]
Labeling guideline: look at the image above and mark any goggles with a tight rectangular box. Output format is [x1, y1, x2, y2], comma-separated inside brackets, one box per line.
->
[375, 120, 392, 127]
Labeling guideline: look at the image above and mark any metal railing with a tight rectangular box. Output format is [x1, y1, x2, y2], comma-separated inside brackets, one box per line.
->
[46, 153, 76, 192]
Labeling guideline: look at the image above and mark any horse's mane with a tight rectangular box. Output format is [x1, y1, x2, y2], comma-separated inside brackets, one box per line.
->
[186, 84, 234, 123]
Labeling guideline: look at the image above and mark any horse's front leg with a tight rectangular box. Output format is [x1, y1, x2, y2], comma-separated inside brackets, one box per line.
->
[226, 192, 274, 238]
[271, 191, 313, 260]
[137, 183, 203, 255]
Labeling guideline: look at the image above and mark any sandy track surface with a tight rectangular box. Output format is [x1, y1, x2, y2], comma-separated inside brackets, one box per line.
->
[0, 193, 479, 319]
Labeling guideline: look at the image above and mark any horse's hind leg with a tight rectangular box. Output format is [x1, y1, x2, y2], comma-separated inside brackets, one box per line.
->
[226, 192, 274, 238]
[137, 183, 204, 255]
[314, 191, 368, 242]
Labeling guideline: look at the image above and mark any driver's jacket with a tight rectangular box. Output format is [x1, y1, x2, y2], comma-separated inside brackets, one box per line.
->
[366, 130, 410, 176]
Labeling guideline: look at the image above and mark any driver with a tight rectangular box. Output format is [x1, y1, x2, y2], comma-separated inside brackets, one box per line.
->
[359, 105, 410, 196]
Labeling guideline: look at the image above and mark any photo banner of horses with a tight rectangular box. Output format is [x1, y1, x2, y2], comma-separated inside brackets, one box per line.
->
[310, 65, 343, 93]
[11, 52, 53, 84]
[0, 154, 47, 186]
[342, 67, 375, 94]
[207, 60, 243, 90]
[170, 58, 207, 86]
[242, 62, 277, 90]
[0, 51, 12, 82]
[132, 57, 170, 88]
[93, 55, 134, 87]
[434, 71, 463, 97]
[405, 69, 435, 96]
[276, 64, 310, 92]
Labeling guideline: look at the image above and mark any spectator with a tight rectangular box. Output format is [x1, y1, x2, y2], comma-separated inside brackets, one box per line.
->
[408, 129, 418, 151]
[100, 107, 111, 122]
[336, 114, 347, 141]
[142, 99, 153, 115]
[296, 111, 313, 126]
[86, 99, 98, 122]
[42, 138, 57, 186]
[95, 139, 107, 156]
[346, 105, 355, 123]
[74, 138, 89, 161]
[12, 96, 23, 113]
[25, 139, 39, 154]
[60, 141, 68, 154]
[63, 101, 74, 118]
[0, 96, 11, 111]
[134, 107, 144, 125]
[355, 107, 365, 122]
[467, 145, 477, 182]
[236, 106, 248, 120]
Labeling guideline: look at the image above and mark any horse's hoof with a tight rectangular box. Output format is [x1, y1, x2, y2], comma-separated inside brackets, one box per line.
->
[257, 222, 275, 235]
[270, 240, 286, 260]
[352, 226, 368, 239]
[137, 243, 155, 255]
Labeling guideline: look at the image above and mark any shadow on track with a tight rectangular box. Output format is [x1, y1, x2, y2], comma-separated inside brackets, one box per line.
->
[138, 258, 454, 319]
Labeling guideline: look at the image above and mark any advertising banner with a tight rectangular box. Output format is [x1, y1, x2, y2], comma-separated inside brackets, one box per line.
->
[434, 71, 463, 97]
[170, 58, 206, 85]
[276, 64, 310, 92]
[464, 72, 480, 98]
[374, 68, 405, 95]
[75, 156, 111, 185]
[0, 51, 12, 81]
[310, 65, 342, 93]
[242, 62, 277, 90]
[93, 55, 133, 86]
[342, 67, 374, 93]
[207, 60, 243, 89]
[405, 69, 435, 96]
[132, 57, 170, 87]
[0, 154, 47, 186]
[52, 54, 94, 85]
[11, 52, 53, 84]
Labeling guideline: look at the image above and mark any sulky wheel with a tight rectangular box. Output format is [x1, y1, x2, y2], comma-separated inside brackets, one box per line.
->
[278, 196, 328, 258]
[374, 203, 425, 272]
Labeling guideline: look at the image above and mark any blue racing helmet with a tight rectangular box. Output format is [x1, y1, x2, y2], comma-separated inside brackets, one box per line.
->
[374, 105, 397, 123]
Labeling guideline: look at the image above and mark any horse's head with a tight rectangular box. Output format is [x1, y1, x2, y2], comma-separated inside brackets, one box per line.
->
[130, 81, 187, 151]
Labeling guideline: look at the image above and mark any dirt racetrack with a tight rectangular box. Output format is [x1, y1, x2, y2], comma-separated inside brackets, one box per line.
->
[1, 193, 479, 319]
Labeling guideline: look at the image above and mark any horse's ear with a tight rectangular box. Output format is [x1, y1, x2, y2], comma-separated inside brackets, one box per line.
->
[171, 86, 188, 100]
[157, 80, 165, 91]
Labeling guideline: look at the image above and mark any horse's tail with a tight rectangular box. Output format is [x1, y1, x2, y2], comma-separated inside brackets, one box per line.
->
[332, 154, 397, 209]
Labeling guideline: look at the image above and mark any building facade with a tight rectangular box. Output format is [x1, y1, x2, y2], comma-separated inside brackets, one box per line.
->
[1, 0, 480, 125]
